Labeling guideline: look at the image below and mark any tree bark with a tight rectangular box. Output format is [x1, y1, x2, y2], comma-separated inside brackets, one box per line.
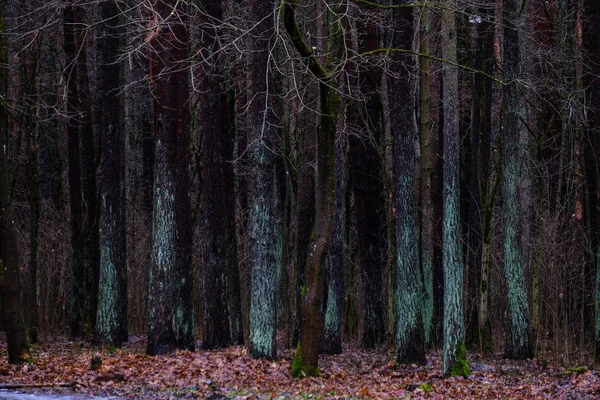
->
[390, 1, 425, 365]
[284, 0, 341, 376]
[73, 4, 100, 333]
[147, 0, 194, 355]
[441, 1, 468, 376]
[0, 1, 28, 363]
[199, 0, 243, 349]
[503, 0, 533, 360]
[94, 0, 127, 347]
[248, 0, 279, 359]
[64, 5, 86, 339]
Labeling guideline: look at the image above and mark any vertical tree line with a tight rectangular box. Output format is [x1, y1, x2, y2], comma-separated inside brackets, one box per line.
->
[1, 0, 600, 380]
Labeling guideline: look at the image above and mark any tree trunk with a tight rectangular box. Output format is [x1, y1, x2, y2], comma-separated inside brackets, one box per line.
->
[503, 0, 533, 360]
[284, 0, 341, 376]
[73, 4, 100, 333]
[199, 0, 243, 349]
[390, 2, 425, 365]
[419, 4, 434, 349]
[248, 0, 279, 359]
[441, 1, 468, 377]
[94, 0, 127, 347]
[0, 1, 28, 363]
[64, 5, 86, 339]
[147, 0, 194, 355]
[352, 13, 386, 349]
[582, 0, 600, 362]
[322, 93, 348, 355]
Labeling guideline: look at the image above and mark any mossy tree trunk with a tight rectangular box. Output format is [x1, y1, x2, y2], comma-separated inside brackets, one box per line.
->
[0, 1, 28, 363]
[147, 0, 194, 355]
[248, 0, 279, 359]
[502, 0, 533, 360]
[389, 1, 425, 365]
[73, 4, 100, 333]
[284, 0, 341, 376]
[199, 0, 243, 349]
[441, 1, 468, 377]
[94, 0, 127, 348]
[63, 6, 86, 339]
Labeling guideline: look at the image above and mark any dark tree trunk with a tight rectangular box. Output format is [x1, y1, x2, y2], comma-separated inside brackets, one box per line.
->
[582, 0, 600, 362]
[147, 0, 194, 355]
[390, 2, 425, 365]
[94, 0, 127, 347]
[419, 4, 434, 349]
[64, 6, 86, 339]
[441, 3, 468, 376]
[292, 110, 316, 347]
[503, 0, 533, 360]
[321, 92, 348, 356]
[248, 0, 279, 359]
[73, 4, 100, 333]
[466, 0, 495, 351]
[351, 14, 386, 349]
[199, 0, 243, 349]
[0, 1, 28, 363]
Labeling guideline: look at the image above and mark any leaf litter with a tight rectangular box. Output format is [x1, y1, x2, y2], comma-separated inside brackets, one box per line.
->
[1, 338, 599, 399]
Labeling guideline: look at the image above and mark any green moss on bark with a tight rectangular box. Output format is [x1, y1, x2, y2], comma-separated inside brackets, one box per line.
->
[450, 343, 471, 377]
[291, 342, 320, 378]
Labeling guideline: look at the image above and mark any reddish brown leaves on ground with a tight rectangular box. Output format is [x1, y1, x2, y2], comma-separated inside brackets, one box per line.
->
[0, 338, 598, 399]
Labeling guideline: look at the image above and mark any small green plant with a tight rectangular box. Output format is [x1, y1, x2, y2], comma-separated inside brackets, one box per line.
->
[419, 383, 433, 393]
[565, 365, 588, 375]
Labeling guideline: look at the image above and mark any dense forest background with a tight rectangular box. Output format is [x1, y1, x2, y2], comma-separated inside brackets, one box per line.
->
[1, 0, 600, 378]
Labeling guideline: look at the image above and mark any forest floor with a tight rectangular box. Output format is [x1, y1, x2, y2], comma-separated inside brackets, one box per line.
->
[0, 337, 599, 399]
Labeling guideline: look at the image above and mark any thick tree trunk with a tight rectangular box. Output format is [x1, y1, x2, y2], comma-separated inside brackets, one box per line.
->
[441, 2, 468, 377]
[419, 5, 434, 349]
[199, 0, 243, 349]
[64, 6, 86, 339]
[503, 0, 533, 360]
[322, 95, 348, 355]
[248, 0, 279, 359]
[147, 0, 194, 355]
[465, 1, 493, 349]
[390, 2, 425, 365]
[73, 5, 100, 333]
[0, 1, 28, 363]
[352, 14, 386, 349]
[94, 0, 127, 347]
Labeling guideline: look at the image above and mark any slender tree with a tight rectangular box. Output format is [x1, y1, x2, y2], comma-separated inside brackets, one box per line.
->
[248, 0, 279, 359]
[199, 0, 243, 349]
[503, 0, 533, 360]
[94, 0, 127, 347]
[0, 0, 28, 363]
[284, 0, 342, 376]
[441, 0, 469, 377]
[147, 0, 194, 355]
[389, 1, 425, 365]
